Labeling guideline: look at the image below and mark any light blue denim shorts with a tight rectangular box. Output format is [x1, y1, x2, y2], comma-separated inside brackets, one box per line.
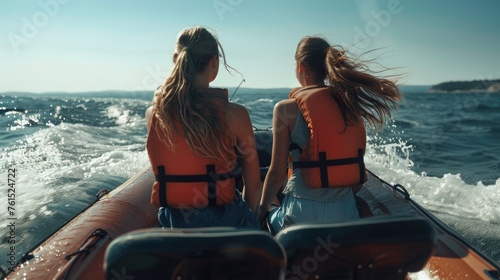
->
[268, 194, 359, 235]
[158, 190, 259, 229]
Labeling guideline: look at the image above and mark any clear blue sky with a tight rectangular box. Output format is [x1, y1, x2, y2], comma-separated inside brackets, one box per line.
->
[1, 0, 500, 93]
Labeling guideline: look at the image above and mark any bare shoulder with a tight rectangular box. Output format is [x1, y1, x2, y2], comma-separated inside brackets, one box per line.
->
[226, 102, 252, 127]
[145, 106, 153, 130]
[227, 102, 249, 118]
[275, 98, 297, 111]
[226, 102, 252, 138]
[146, 106, 153, 116]
[274, 99, 298, 125]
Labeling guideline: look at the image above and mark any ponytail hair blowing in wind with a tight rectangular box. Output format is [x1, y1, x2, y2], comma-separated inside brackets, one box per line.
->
[295, 36, 402, 130]
[153, 26, 236, 161]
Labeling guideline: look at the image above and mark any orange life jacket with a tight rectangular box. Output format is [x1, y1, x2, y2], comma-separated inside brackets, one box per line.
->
[289, 85, 367, 188]
[147, 88, 241, 209]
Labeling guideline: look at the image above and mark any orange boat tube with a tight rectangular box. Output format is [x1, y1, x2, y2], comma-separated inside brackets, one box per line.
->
[5, 167, 158, 280]
[4, 162, 500, 279]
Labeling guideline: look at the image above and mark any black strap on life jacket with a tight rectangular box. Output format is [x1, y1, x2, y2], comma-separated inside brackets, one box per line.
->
[155, 164, 243, 207]
[292, 149, 365, 188]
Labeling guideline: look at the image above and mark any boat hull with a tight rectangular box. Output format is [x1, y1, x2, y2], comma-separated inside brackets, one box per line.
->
[4, 130, 499, 279]
[357, 171, 499, 279]
[5, 167, 158, 280]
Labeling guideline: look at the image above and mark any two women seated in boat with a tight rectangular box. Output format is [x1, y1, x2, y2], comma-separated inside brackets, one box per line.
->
[145, 26, 402, 234]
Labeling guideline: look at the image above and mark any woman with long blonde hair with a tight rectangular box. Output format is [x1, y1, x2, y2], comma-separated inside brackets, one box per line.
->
[258, 36, 402, 234]
[146, 26, 260, 228]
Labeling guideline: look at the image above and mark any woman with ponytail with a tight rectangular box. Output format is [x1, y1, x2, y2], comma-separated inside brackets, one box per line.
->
[258, 36, 402, 234]
[145, 26, 260, 229]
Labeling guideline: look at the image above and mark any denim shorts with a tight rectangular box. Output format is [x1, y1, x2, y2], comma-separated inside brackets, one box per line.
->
[158, 190, 259, 229]
[268, 194, 359, 235]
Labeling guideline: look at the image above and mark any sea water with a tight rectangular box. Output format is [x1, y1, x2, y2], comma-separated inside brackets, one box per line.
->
[1, 88, 499, 273]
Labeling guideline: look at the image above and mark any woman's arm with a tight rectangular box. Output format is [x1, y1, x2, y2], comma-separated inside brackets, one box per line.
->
[257, 100, 297, 221]
[229, 103, 261, 212]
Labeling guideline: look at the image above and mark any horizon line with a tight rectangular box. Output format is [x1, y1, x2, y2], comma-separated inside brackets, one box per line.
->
[1, 84, 433, 95]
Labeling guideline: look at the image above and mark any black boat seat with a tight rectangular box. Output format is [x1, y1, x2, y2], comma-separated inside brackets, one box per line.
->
[104, 227, 286, 280]
[275, 215, 436, 280]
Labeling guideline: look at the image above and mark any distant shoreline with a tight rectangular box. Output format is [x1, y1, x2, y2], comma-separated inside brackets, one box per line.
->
[429, 79, 500, 93]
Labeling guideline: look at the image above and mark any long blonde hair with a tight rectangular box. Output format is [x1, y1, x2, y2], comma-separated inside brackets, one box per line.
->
[153, 26, 236, 161]
[295, 36, 402, 130]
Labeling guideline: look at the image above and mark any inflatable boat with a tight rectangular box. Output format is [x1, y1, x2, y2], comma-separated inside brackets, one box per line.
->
[3, 130, 499, 280]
